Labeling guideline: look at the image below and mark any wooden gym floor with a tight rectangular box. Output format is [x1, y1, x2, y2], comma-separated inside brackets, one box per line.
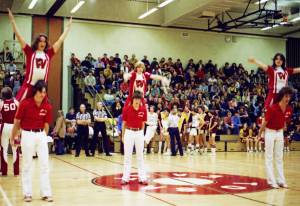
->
[1, 151, 300, 206]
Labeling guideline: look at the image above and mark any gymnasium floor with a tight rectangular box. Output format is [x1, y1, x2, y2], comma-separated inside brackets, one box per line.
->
[1, 152, 300, 206]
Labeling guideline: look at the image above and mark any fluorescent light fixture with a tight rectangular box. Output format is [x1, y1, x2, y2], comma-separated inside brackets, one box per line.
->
[158, 0, 175, 8]
[291, 16, 300, 22]
[280, 21, 288, 25]
[71, 1, 85, 14]
[28, 0, 38, 9]
[138, 8, 158, 19]
[261, 26, 272, 31]
[255, 0, 268, 4]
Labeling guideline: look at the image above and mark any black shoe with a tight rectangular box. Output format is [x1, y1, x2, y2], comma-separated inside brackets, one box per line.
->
[86, 154, 92, 157]
[106, 153, 112, 156]
[75, 154, 79, 157]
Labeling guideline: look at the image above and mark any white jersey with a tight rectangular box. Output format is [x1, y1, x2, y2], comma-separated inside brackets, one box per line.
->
[147, 112, 158, 126]
[191, 114, 200, 128]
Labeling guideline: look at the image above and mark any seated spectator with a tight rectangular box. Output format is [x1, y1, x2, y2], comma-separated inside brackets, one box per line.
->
[129, 54, 138, 66]
[224, 112, 234, 134]
[142, 55, 150, 71]
[84, 72, 96, 95]
[81, 56, 93, 70]
[239, 123, 252, 152]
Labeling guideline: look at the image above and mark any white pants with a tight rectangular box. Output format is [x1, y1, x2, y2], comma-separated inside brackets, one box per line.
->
[122, 129, 146, 182]
[1, 123, 19, 175]
[144, 125, 157, 144]
[21, 130, 52, 197]
[265, 128, 286, 185]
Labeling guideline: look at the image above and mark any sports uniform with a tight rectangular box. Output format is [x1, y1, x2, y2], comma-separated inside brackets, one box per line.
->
[16, 44, 54, 101]
[0, 98, 19, 176]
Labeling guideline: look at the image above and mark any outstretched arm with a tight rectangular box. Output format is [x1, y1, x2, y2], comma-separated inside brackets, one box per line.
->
[248, 57, 268, 72]
[52, 17, 72, 54]
[7, 8, 26, 49]
[292, 67, 300, 74]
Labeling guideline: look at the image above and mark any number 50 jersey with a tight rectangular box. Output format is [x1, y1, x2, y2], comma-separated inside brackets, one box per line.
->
[0, 99, 19, 124]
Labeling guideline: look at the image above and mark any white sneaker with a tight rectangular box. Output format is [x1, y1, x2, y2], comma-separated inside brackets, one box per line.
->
[278, 183, 288, 188]
[287, 148, 290, 152]
[270, 183, 280, 189]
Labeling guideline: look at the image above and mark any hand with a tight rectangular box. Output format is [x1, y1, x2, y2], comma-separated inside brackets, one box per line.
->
[7, 8, 15, 22]
[67, 16, 72, 28]
[10, 137, 15, 147]
[248, 57, 256, 64]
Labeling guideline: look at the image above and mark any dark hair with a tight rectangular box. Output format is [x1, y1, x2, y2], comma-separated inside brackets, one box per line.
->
[272, 53, 286, 70]
[31, 34, 49, 51]
[1, 87, 13, 100]
[32, 80, 48, 96]
[132, 91, 143, 100]
[273, 87, 294, 104]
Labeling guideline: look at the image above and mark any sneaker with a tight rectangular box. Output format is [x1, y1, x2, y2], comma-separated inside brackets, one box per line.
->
[24, 196, 32, 202]
[270, 183, 280, 189]
[121, 180, 129, 185]
[278, 183, 288, 188]
[42, 196, 53, 202]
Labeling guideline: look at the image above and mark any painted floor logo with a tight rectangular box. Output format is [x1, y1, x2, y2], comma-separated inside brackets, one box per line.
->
[92, 172, 272, 195]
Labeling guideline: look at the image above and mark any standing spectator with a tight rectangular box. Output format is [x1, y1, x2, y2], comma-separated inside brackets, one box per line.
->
[92, 102, 111, 156]
[224, 112, 234, 134]
[65, 107, 76, 154]
[150, 57, 158, 71]
[129, 54, 138, 66]
[112, 100, 123, 118]
[142, 55, 150, 71]
[53, 110, 66, 155]
[75, 104, 91, 157]
[100, 53, 109, 67]
[232, 111, 242, 134]
[10, 80, 53, 202]
[70, 53, 80, 68]
[12, 73, 22, 96]
[168, 108, 183, 156]
[114, 53, 122, 72]
[0, 66, 6, 91]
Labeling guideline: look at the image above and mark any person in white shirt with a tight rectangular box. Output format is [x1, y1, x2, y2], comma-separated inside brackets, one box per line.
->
[159, 110, 170, 155]
[188, 108, 201, 154]
[168, 108, 183, 156]
[144, 106, 158, 154]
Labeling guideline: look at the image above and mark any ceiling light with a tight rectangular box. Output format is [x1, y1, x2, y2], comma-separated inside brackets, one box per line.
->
[158, 0, 175, 8]
[291, 16, 300, 22]
[138, 8, 158, 19]
[255, 0, 268, 5]
[261, 26, 272, 31]
[28, 0, 38, 9]
[71, 1, 85, 14]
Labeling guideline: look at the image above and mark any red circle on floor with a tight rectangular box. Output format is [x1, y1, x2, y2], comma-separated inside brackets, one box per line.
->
[92, 172, 272, 195]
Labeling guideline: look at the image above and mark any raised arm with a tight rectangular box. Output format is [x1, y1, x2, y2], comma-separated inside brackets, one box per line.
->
[52, 17, 72, 54]
[292, 67, 300, 74]
[7, 8, 26, 49]
[248, 57, 268, 72]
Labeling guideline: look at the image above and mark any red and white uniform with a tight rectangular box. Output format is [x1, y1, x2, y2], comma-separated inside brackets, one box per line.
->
[265, 66, 293, 109]
[0, 99, 19, 176]
[122, 104, 147, 182]
[16, 97, 52, 197]
[125, 71, 151, 107]
[264, 103, 291, 186]
[16, 44, 54, 101]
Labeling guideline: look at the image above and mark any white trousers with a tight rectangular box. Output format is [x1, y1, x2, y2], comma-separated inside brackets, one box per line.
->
[264, 128, 286, 185]
[21, 130, 52, 197]
[144, 125, 157, 144]
[1, 123, 19, 175]
[122, 129, 146, 182]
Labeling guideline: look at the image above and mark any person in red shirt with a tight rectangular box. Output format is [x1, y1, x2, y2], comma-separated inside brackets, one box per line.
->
[258, 86, 294, 189]
[123, 61, 169, 108]
[10, 80, 53, 202]
[121, 91, 148, 185]
[7, 9, 72, 101]
[248, 54, 300, 110]
[0, 87, 19, 176]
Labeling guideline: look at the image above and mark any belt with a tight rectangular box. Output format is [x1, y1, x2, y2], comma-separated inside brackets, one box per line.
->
[127, 127, 142, 131]
[23, 128, 44, 132]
